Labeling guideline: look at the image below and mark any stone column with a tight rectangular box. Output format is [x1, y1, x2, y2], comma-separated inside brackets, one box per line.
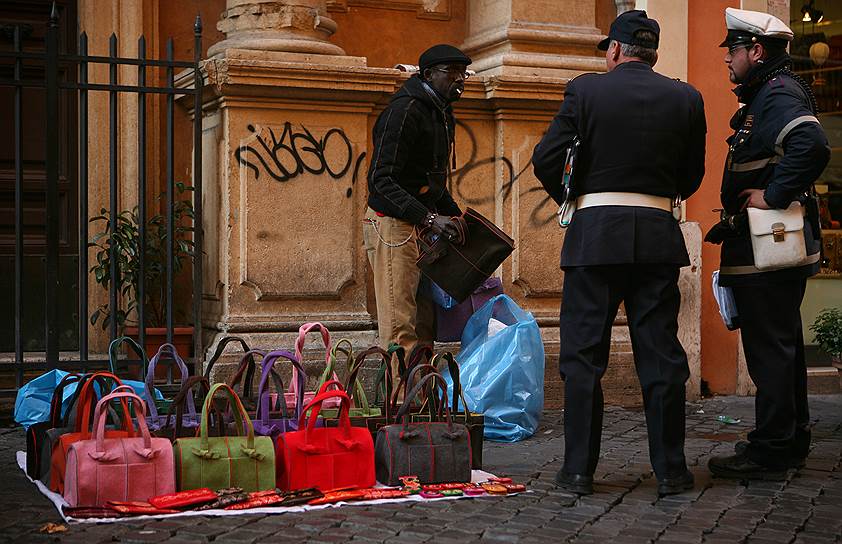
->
[461, 0, 605, 79]
[197, 0, 400, 383]
[207, 0, 345, 57]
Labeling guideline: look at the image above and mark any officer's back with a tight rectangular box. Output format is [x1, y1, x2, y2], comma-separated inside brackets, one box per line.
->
[571, 64, 705, 199]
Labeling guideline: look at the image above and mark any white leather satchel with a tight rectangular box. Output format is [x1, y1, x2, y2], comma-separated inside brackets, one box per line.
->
[747, 202, 807, 271]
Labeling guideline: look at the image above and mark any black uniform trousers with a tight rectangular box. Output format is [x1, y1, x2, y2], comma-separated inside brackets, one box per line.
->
[559, 264, 690, 480]
[732, 279, 810, 469]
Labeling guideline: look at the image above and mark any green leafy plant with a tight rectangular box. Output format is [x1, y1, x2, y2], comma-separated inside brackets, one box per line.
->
[809, 307, 842, 359]
[89, 182, 195, 331]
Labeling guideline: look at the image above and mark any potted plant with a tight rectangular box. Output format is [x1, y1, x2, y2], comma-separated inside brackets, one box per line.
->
[89, 182, 196, 362]
[809, 307, 842, 366]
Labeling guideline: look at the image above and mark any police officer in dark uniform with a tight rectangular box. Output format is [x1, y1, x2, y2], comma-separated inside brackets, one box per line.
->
[705, 8, 830, 480]
[532, 10, 706, 496]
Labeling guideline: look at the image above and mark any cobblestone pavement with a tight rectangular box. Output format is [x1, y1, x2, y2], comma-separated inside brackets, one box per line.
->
[1, 394, 840, 543]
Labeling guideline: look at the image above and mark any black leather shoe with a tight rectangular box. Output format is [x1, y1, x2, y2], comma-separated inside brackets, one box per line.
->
[734, 441, 806, 469]
[708, 451, 788, 481]
[658, 470, 694, 496]
[554, 470, 593, 495]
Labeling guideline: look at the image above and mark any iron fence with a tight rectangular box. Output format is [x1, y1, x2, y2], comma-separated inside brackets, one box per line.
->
[0, 3, 204, 395]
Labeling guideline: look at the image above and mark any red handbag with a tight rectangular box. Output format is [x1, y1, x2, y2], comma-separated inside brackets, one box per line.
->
[274, 389, 375, 492]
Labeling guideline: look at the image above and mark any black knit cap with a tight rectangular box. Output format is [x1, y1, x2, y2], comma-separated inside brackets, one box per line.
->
[597, 10, 660, 51]
[418, 44, 472, 72]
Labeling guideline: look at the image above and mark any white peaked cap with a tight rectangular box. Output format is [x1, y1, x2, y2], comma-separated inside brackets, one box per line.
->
[724, 7, 794, 42]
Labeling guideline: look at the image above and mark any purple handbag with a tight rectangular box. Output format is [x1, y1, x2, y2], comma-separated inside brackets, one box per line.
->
[143, 343, 197, 433]
[435, 277, 504, 342]
[254, 350, 323, 438]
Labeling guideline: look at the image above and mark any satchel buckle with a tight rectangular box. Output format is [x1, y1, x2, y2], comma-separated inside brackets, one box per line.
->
[771, 222, 785, 242]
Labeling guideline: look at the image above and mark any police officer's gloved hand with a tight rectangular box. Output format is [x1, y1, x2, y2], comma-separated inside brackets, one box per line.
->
[704, 214, 747, 245]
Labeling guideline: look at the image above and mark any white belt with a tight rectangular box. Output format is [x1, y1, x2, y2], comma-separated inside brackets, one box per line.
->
[576, 192, 673, 212]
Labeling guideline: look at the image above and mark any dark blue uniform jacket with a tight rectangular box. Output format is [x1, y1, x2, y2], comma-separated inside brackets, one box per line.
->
[532, 61, 707, 268]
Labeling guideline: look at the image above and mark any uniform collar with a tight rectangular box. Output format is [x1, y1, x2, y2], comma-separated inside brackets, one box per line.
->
[613, 60, 654, 72]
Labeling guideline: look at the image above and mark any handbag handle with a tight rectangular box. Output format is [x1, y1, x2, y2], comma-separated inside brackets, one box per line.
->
[74, 371, 133, 438]
[108, 336, 148, 381]
[320, 338, 353, 393]
[227, 349, 267, 405]
[298, 389, 353, 436]
[198, 383, 256, 453]
[257, 350, 304, 424]
[432, 352, 475, 423]
[395, 371, 454, 429]
[348, 347, 393, 417]
[145, 343, 194, 419]
[164, 376, 222, 438]
[391, 348, 435, 416]
[92, 391, 154, 457]
[292, 322, 335, 398]
[374, 345, 404, 410]
[204, 336, 253, 380]
[399, 363, 443, 421]
[48, 373, 82, 428]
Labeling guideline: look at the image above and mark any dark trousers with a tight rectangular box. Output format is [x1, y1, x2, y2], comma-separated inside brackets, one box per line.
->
[559, 265, 690, 480]
[732, 280, 810, 469]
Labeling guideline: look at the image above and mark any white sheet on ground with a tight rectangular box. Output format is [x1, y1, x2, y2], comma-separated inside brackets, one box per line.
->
[16, 451, 502, 524]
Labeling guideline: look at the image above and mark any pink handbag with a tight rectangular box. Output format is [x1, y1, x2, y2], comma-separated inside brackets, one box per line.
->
[284, 322, 340, 411]
[63, 390, 175, 507]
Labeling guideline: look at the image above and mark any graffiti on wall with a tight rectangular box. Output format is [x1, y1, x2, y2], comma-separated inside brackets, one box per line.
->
[235, 123, 366, 197]
[235, 120, 556, 225]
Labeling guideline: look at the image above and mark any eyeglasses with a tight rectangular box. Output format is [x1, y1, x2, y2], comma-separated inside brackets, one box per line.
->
[432, 67, 471, 79]
[727, 43, 752, 54]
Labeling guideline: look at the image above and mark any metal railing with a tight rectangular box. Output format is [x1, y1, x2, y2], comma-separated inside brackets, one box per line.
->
[0, 3, 204, 394]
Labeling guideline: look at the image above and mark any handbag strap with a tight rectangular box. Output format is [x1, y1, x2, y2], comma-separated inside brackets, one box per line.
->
[348, 347, 391, 417]
[321, 338, 353, 391]
[374, 345, 404, 409]
[257, 351, 303, 423]
[199, 383, 255, 451]
[432, 352, 475, 423]
[399, 362, 442, 420]
[227, 349, 266, 405]
[395, 371, 454, 429]
[75, 371, 132, 437]
[292, 322, 334, 397]
[49, 373, 82, 427]
[299, 389, 352, 435]
[165, 376, 208, 437]
[92, 391, 152, 454]
[108, 336, 148, 381]
[145, 343, 193, 419]
[204, 336, 252, 381]
[391, 346, 435, 412]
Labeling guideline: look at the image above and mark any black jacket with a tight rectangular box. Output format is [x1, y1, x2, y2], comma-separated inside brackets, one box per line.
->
[717, 57, 829, 286]
[367, 75, 462, 225]
[532, 61, 706, 267]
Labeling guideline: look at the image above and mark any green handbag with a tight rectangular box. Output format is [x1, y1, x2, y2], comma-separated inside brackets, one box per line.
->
[318, 340, 381, 419]
[173, 383, 275, 492]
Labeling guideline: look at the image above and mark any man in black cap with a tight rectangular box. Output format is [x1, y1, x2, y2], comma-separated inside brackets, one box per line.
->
[364, 44, 471, 368]
[705, 8, 829, 480]
[532, 10, 706, 496]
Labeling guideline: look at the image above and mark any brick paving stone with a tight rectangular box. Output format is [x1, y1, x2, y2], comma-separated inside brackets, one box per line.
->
[117, 529, 172, 543]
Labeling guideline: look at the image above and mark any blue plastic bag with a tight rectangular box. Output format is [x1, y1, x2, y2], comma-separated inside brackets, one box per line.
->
[14, 369, 163, 430]
[445, 294, 545, 442]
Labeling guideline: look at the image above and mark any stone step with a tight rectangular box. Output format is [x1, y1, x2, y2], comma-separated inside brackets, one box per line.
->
[807, 366, 841, 395]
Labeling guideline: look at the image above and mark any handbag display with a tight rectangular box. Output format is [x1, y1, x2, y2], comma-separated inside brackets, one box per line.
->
[416, 207, 514, 303]
[287, 322, 340, 411]
[747, 202, 809, 271]
[26, 373, 81, 480]
[63, 390, 175, 507]
[173, 383, 275, 493]
[375, 371, 472, 486]
[49, 372, 136, 493]
[275, 389, 375, 492]
[144, 343, 195, 431]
